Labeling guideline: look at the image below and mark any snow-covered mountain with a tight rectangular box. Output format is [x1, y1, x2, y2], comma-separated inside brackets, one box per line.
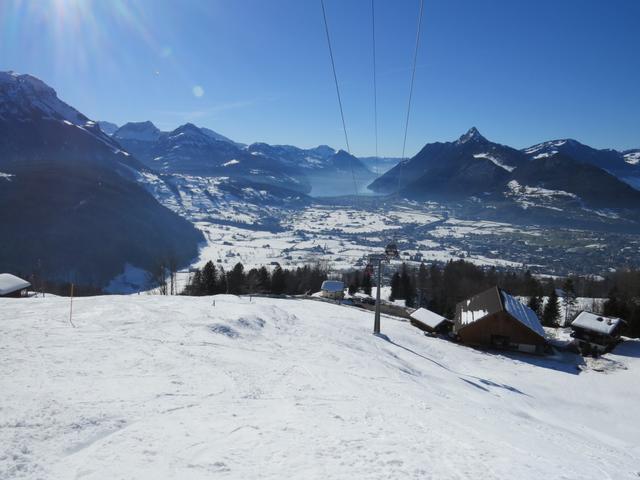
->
[367, 128, 640, 229]
[0, 71, 202, 286]
[0, 71, 88, 126]
[522, 138, 635, 176]
[114, 120, 162, 142]
[624, 149, 640, 165]
[369, 127, 527, 197]
[247, 142, 376, 196]
[113, 122, 376, 197]
[97, 120, 118, 136]
[200, 126, 245, 147]
[115, 122, 311, 194]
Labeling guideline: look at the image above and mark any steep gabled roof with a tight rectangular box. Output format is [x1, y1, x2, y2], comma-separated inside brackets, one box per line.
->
[500, 290, 546, 338]
[456, 286, 545, 339]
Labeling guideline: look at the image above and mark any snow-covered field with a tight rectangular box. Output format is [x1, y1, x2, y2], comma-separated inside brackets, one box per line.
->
[2, 295, 639, 479]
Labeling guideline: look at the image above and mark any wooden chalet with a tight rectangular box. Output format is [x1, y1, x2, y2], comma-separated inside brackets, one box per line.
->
[0, 273, 31, 298]
[570, 311, 624, 355]
[409, 307, 453, 335]
[454, 286, 546, 354]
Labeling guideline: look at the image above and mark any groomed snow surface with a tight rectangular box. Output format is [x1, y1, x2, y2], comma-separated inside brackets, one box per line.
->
[1, 295, 639, 479]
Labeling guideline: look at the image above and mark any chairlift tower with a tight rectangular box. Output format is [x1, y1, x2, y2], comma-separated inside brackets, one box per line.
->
[369, 243, 399, 335]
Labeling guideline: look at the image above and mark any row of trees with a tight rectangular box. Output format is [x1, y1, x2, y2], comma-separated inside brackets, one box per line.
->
[182, 261, 328, 296]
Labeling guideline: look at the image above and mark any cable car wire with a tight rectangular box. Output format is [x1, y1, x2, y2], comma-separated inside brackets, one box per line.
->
[397, 0, 425, 195]
[372, 0, 379, 176]
[320, 0, 359, 197]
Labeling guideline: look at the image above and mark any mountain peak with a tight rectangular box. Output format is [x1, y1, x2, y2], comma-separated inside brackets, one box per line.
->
[114, 121, 161, 142]
[457, 127, 487, 144]
[0, 71, 88, 126]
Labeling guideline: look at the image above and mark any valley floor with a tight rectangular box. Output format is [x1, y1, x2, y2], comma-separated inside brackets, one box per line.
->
[1, 295, 639, 479]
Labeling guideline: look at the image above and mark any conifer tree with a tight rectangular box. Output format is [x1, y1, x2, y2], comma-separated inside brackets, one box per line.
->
[201, 261, 217, 295]
[258, 266, 271, 293]
[271, 265, 286, 295]
[561, 278, 578, 325]
[542, 289, 560, 327]
[362, 271, 372, 296]
[390, 272, 401, 301]
[218, 266, 228, 294]
[527, 295, 543, 318]
[227, 262, 246, 295]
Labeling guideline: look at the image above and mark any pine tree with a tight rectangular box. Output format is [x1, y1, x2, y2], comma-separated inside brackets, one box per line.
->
[417, 262, 428, 306]
[542, 289, 560, 327]
[201, 261, 217, 295]
[362, 271, 372, 296]
[527, 295, 542, 318]
[271, 265, 286, 295]
[228, 262, 245, 295]
[561, 278, 578, 325]
[258, 266, 271, 293]
[400, 263, 416, 307]
[192, 269, 204, 295]
[246, 268, 261, 293]
[389, 272, 401, 301]
[217, 267, 228, 294]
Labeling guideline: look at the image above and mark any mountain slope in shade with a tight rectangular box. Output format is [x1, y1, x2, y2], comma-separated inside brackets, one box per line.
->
[116, 123, 311, 194]
[522, 138, 636, 177]
[358, 156, 401, 174]
[200, 126, 245, 147]
[114, 120, 161, 142]
[97, 120, 118, 136]
[367, 127, 640, 229]
[0, 71, 202, 286]
[511, 153, 640, 210]
[247, 142, 376, 196]
[370, 127, 527, 197]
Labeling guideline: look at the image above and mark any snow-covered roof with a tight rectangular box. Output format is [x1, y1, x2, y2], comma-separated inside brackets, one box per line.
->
[321, 280, 344, 293]
[410, 308, 450, 329]
[0, 273, 31, 296]
[500, 291, 546, 338]
[571, 311, 622, 336]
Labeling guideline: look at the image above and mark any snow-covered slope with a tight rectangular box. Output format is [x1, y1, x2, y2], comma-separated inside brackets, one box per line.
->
[2, 295, 639, 479]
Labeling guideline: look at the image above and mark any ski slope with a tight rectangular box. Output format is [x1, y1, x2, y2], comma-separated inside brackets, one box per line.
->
[1, 295, 639, 479]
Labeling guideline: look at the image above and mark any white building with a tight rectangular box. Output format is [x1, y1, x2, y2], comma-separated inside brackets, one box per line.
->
[320, 280, 345, 300]
[0, 273, 31, 298]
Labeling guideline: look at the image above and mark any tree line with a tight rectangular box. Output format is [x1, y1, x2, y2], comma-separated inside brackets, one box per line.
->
[182, 261, 328, 296]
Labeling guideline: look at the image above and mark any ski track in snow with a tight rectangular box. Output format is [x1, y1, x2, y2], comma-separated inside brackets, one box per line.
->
[1, 295, 639, 479]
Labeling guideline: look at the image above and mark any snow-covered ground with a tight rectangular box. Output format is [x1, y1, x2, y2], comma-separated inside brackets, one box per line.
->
[2, 295, 639, 479]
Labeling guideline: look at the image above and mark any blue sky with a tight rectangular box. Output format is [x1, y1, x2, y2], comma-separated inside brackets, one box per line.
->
[1, 0, 639, 156]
